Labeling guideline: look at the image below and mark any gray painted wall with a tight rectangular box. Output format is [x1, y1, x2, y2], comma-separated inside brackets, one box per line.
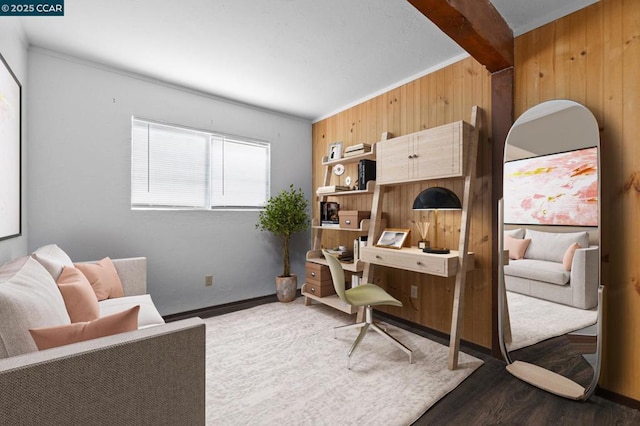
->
[0, 21, 28, 264]
[27, 49, 312, 315]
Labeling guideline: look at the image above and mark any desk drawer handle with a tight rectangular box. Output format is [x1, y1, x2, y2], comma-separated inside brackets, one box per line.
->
[375, 255, 382, 259]
[345, 219, 351, 225]
[311, 272, 316, 277]
[416, 261, 423, 266]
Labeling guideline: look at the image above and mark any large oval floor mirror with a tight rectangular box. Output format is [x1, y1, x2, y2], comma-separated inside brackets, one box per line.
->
[498, 99, 604, 400]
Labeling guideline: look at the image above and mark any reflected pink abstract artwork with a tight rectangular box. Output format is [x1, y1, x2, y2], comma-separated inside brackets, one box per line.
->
[504, 147, 598, 226]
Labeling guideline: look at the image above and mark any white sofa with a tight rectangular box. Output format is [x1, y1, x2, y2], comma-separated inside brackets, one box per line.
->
[503, 228, 599, 309]
[0, 246, 206, 425]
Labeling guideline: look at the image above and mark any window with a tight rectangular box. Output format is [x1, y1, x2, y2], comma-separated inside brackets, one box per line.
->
[131, 118, 270, 210]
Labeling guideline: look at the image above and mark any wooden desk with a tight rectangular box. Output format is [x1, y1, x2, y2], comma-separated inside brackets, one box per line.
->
[360, 246, 473, 277]
[360, 245, 474, 370]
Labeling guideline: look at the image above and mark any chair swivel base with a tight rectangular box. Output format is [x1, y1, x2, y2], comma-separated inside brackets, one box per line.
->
[335, 305, 413, 369]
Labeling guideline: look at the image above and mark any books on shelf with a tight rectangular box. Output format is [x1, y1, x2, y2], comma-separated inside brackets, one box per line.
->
[353, 236, 368, 260]
[358, 159, 376, 190]
[320, 201, 339, 224]
[317, 185, 350, 195]
[345, 143, 371, 153]
[324, 248, 354, 263]
[351, 275, 361, 288]
[344, 144, 372, 157]
[320, 222, 340, 228]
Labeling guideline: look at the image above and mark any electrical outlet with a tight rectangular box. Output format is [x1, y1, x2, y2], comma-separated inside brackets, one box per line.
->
[205, 275, 214, 287]
[410, 285, 418, 299]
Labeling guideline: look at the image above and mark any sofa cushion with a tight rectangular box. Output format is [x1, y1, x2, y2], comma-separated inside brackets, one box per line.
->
[524, 229, 589, 263]
[75, 257, 125, 301]
[31, 244, 74, 281]
[505, 228, 525, 239]
[504, 259, 570, 286]
[562, 243, 581, 271]
[29, 305, 140, 351]
[504, 235, 531, 260]
[57, 266, 100, 322]
[99, 294, 165, 329]
[0, 256, 71, 359]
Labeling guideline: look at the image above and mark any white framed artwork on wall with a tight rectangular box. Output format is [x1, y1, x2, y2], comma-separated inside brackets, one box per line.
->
[0, 52, 22, 241]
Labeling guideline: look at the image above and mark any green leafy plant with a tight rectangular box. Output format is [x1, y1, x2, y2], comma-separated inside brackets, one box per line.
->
[256, 184, 309, 277]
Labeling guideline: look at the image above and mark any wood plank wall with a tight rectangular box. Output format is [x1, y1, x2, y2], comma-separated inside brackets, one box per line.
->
[514, 0, 640, 402]
[312, 57, 493, 348]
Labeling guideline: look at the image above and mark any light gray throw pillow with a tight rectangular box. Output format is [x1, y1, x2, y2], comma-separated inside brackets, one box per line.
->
[0, 256, 71, 359]
[524, 229, 589, 263]
[31, 244, 74, 281]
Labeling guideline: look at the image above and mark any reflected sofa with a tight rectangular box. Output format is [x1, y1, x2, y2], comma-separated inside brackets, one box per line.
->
[503, 228, 599, 310]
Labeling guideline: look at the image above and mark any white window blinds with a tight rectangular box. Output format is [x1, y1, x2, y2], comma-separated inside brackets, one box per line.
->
[131, 118, 270, 210]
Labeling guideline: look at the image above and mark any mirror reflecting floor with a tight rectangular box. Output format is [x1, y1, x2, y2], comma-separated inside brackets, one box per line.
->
[506, 291, 597, 351]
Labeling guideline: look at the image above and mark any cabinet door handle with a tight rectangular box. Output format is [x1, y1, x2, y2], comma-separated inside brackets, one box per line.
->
[408, 154, 414, 159]
[311, 272, 316, 277]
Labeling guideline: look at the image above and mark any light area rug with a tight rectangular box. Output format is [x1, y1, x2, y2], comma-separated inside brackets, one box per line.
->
[205, 298, 482, 426]
[506, 291, 597, 351]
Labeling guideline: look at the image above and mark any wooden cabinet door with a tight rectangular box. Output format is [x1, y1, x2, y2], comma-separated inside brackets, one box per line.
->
[376, 121, 467, 185]
[376, 135, 411, 185]
[413, 122, 464, 180]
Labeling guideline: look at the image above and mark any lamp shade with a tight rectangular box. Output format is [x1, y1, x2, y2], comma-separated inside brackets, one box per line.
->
[412, 187, 461, 210]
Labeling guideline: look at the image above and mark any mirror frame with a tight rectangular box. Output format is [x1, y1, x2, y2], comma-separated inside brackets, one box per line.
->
[497, 99, 604, 401]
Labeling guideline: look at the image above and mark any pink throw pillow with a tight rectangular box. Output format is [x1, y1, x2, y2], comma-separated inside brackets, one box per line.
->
[504, 235, 531, 260]
[563, 243, 581, 271]
[56, 266, 100, 323]
[74, 257, 124, 301]
[29, 305, 140, 351]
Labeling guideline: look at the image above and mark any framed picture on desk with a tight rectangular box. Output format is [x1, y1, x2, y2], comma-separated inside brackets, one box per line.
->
[375, 228, 410, 249]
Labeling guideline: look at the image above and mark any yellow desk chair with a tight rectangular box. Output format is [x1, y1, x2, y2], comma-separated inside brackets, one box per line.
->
[322, 249, 413, 368]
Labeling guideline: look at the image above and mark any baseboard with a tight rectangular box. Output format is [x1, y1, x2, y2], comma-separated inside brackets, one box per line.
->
[373, 310, 492, 356]
[163, 290, 302, 322]
[596, 387, 640, 410]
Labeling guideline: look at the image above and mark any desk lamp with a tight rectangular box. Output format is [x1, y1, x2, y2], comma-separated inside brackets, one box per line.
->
[412, 187, 461, 254]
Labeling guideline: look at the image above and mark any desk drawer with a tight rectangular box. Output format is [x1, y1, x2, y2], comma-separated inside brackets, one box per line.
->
[360, 247, 459, 277]
[305, 262, 332, 283]
[304, 281, 336, 297]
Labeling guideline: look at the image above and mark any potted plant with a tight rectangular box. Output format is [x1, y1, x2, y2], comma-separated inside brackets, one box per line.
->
[256, 184, 309, 302]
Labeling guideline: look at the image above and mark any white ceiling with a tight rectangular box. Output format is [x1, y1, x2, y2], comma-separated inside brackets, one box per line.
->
[19, 0, 599, 121]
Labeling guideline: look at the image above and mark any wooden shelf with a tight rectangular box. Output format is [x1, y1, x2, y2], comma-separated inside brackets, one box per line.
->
[306, 249, 365, 273]
[311, 218, 383, 233]
[301, 284, 358, 315]
[321, 144, 376, 166]
[316, 180, 376, 198]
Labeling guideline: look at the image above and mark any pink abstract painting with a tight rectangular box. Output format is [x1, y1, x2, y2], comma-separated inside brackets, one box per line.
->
[504, 147, 598, 226]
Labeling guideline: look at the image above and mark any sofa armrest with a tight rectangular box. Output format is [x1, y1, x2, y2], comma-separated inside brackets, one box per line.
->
[570, 246, 599, 309]
[0, 318, 205, 425]
[111, 257, 147, 296]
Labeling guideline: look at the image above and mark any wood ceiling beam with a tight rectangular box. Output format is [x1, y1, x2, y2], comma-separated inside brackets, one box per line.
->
[408, 0, 513, 72]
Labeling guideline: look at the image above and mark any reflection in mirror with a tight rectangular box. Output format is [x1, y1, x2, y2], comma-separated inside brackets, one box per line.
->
[498, 100, 603, 400]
